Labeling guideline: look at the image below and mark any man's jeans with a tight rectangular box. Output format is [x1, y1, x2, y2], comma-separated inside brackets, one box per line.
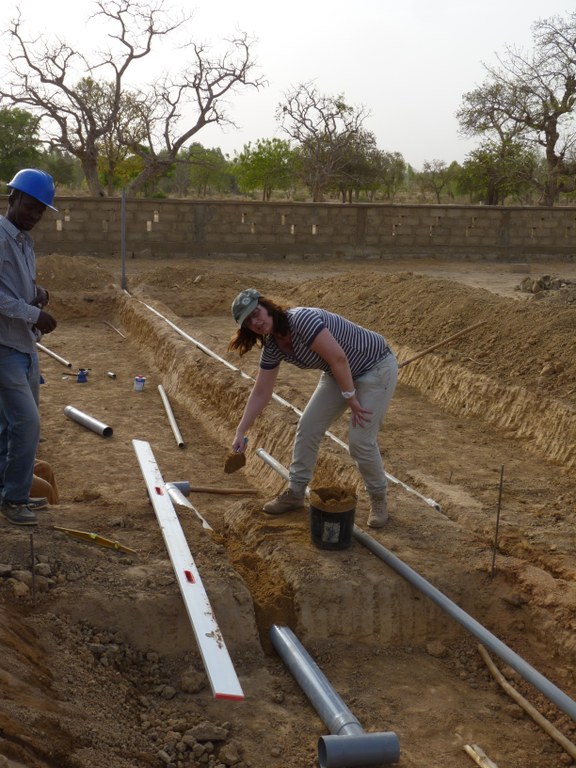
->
[289, 353, 398, 496]
[0, 346, 40, 504]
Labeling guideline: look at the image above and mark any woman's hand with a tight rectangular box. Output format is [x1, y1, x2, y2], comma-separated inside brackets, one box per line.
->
[232, 433, 248, 453]
[347, 395, 372, 428]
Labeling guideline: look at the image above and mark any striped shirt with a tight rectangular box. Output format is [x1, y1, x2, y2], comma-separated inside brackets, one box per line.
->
[260, 307, 391, 377]
[0, 216, 42, 354]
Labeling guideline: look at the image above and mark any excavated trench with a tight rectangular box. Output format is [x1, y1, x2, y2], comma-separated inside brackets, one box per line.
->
[116, 290, 576, 666]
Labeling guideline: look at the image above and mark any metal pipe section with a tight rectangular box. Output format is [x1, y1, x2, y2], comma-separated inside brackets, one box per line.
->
[270, 625, 400, 767]
[120, 189, 127, 291]
[352, 526, 576, 722]
[165, 483, 213, 531]
[64, 405, 113, 438]
[170, 480, 191, 496]
[135, 299, 441, 510]
[157, 385, 185, 448]
[37, 342, 72, 368]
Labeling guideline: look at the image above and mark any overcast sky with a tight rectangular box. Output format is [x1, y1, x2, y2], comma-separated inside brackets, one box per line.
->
[11, 0, 574, 169]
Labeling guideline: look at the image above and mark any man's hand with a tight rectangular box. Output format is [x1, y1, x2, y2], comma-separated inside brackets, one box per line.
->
[35, 310, 57, 334]
[32, 287, 50, 308]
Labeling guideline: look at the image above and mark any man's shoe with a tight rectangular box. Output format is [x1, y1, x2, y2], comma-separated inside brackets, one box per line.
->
[28, 497, 49, 510]
[367, 492, 388, 528]
[1, 502, 38, 526]
[263, 489, 306, 515]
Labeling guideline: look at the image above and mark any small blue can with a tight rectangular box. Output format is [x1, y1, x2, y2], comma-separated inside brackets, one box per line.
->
[76, 369, 88, 383]
[134, 376, 146, 392]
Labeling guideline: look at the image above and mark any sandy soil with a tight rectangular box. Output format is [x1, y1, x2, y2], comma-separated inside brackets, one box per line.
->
[0, 253, 575, 768]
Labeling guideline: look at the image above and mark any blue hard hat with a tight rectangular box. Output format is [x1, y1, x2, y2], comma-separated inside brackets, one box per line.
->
[7, 169, 58, 211]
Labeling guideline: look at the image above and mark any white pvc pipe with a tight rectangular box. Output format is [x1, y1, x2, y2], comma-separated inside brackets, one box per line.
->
[133, 298, 441, 510]
[64, 405, 113, 437]
[157, 385, 185, 448]
[37, 342, 72, 368]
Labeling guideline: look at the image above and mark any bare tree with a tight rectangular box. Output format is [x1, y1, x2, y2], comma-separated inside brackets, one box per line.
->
[276, 82, 369, 201]
[457, 12, 576, 206]
[122, 35, 264, 195]
[0, 0, 263, 196]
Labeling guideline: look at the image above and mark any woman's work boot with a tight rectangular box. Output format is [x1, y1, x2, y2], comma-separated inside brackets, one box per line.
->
[263, 489, 306, 515]
[367, 492, 388, 528]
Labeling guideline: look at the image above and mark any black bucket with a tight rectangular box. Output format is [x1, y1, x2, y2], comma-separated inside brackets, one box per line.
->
[309, 487, 356, 551]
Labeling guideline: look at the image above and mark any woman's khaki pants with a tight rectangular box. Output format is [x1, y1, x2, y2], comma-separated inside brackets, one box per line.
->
[288, 354, 398, 496]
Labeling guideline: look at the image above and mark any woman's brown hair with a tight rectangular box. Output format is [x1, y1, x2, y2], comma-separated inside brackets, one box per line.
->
[228, 296, 290, 356]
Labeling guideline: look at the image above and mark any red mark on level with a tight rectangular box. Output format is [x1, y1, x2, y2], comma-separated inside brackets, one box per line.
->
[154, 486, 163, 495]
[215, 692, 245, 701]
[184, 570, 195, 583]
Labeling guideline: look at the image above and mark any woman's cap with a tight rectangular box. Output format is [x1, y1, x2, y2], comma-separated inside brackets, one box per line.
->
[232, 288, 261, 326]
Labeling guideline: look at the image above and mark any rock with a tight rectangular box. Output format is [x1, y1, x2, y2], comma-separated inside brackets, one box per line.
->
[187, 722, 228, 742]
[539, 362, 556, 377]
[180, 668, 207, 694]
[35, 562, 52, 577]
[157, 749, 171, 765]
[8, 579, 29, 597]
[11, 570, 33, 586]
[218, 741, 241, 765]
[425, 640, 447, 658]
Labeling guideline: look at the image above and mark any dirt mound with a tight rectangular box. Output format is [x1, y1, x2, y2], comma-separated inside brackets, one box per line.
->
[279, 271, 574, 403]
[37, 254, 115, 291]
[127, 265, 293, 320]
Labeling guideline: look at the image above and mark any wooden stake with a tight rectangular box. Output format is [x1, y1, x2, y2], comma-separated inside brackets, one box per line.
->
[30, 533, 36, 607]
[463, 743, 499, 768]
[491, 465, 504, 578]
[103, 320, 126, 339]
[478, 643, 576, 761]
[189, 485, 257, 495]
[398, 320, 487, 368]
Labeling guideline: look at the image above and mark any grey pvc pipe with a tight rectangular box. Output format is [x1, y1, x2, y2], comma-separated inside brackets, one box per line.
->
[270, 625, 400, 767]
[64, 405, 113, 438]
[352, 526, 576, 722]
[259, 449, 576, 723]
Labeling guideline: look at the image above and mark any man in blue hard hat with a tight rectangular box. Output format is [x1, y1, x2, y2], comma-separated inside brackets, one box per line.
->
[0, 169, 58, 525]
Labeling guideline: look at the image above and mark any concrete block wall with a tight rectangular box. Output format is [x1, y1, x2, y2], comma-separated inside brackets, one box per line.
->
[11, 197, 576, 261]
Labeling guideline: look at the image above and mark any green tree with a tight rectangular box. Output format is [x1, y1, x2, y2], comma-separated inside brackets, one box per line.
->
[0, 107, 41, 182]
[372, 151, 407, 202]
[457, 11, 576, 206]
[417, 160, 460, 203]
[188, 144, 234, 197]
[41, 148, 83, 190]
[457, 141, 540, 205]
[332, 130, 379, 203]
[233, 138, 298, 200]
[74, 78, 149, 196]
